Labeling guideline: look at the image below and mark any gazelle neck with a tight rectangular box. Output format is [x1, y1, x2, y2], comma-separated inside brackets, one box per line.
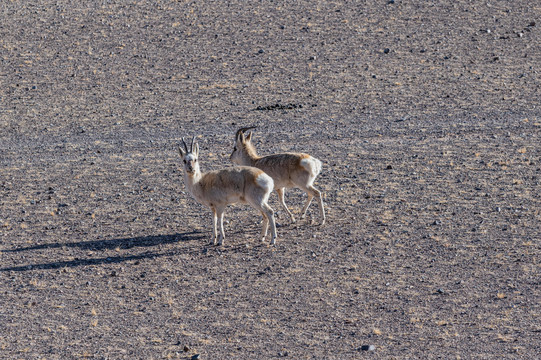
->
[184, 168, 202, 189]
[243, 143, 260, 165]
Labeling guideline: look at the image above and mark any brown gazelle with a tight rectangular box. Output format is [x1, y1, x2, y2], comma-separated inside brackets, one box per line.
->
[178, 136, 277, 245]
[230, 127, 326, 225]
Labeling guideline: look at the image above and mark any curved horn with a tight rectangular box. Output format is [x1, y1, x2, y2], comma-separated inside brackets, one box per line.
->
[190, 136, 196, 152]
[235, 126, 257, 140]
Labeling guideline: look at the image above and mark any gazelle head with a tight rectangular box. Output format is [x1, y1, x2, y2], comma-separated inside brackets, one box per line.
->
[178, 136, 200, 175]
[230, 126, 257, 165]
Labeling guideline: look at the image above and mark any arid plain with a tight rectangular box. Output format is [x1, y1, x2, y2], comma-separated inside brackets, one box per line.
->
[1, 1, 540, 358]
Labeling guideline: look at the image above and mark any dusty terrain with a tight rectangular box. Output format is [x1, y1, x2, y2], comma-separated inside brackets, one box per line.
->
[1, 1, 540, 359]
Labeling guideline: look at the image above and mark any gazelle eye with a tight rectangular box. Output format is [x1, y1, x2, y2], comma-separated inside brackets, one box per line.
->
[183, 160, 186, 164]
[233, 147, 237, 152]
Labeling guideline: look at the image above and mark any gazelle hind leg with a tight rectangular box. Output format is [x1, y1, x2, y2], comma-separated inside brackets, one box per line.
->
[301, 194, 314, 219]
[277, 188, 295, 223]
[316, 188, 325, 226]
[260, 211, 269, 241]
[262, 203, 277, 245]
[248, 195, 277, 245]
[301, 185, 325, 225]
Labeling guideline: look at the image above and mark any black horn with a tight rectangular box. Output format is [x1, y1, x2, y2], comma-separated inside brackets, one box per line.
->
[190, 136, 196, 152]
[181, 137, 189, 153]
[235, 126, 257, 140]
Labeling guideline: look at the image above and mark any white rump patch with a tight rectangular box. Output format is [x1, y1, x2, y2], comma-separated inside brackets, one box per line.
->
[300, 157, 322, 177]
[256, 172, 274, 193]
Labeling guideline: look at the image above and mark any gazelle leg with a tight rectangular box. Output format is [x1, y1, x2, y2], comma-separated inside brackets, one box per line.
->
[262, 203, 277, 245]
[315, 190, 325, 226]
[260, 211, 269, 241]
[277, 188, 296, 223]
[301, 185, 325, 225]
[216, 206, 226, 245]
[300, 194, 314, 220]
[249, 197, 277, 245]
[210, 207, 218, 245]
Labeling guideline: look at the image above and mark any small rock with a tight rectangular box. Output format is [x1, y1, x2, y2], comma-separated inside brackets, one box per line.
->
[386, 165, 393, 170]
[183, 345, 190, 352]
[360, 344, 375, 351]
[437, 288, 445, 294]
[191, 354, 200, 360]
[383, 48, 390, 54]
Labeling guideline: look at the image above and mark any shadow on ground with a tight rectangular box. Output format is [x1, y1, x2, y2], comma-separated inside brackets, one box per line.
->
[3, 231, 203, 253]
[0, 231, 205, 272]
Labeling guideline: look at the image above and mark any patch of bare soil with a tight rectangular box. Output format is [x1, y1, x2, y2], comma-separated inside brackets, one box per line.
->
[1, 1, 540, 359]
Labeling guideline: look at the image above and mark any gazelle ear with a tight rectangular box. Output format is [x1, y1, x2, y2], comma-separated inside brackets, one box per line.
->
[246, 131, 253, 141]
[237, 131, 245, 143]
[178, 145, 186, 158]
[194, 142, 199, 157]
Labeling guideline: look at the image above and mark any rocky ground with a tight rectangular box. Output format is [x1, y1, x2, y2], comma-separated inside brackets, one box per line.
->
[1, 0, 540, 359]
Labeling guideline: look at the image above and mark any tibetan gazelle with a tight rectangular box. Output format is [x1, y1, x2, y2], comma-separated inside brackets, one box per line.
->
[230, 127, 325, 226]
[178, 136, 277, 245]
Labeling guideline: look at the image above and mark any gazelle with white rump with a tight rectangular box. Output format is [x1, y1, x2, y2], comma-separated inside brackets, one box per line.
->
[230, 127, 326, 226]
[178, 136, 277, 246]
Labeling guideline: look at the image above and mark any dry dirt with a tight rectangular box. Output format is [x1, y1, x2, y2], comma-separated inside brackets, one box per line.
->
[1, 1, 540, 359]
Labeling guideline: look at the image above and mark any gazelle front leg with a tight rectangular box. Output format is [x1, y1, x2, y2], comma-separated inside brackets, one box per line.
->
[216, 206, 226, 245]
[276, 188, 296, 223]
[210, 207, 218, 245]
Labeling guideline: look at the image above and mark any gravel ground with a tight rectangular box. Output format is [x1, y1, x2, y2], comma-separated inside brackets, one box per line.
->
[1, 1, 540, 359]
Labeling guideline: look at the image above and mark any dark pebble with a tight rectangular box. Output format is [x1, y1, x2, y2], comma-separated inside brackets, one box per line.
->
[360, 344, 375, 351]
[384, 48, 390, 54]
[191, 355, 200, 360]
